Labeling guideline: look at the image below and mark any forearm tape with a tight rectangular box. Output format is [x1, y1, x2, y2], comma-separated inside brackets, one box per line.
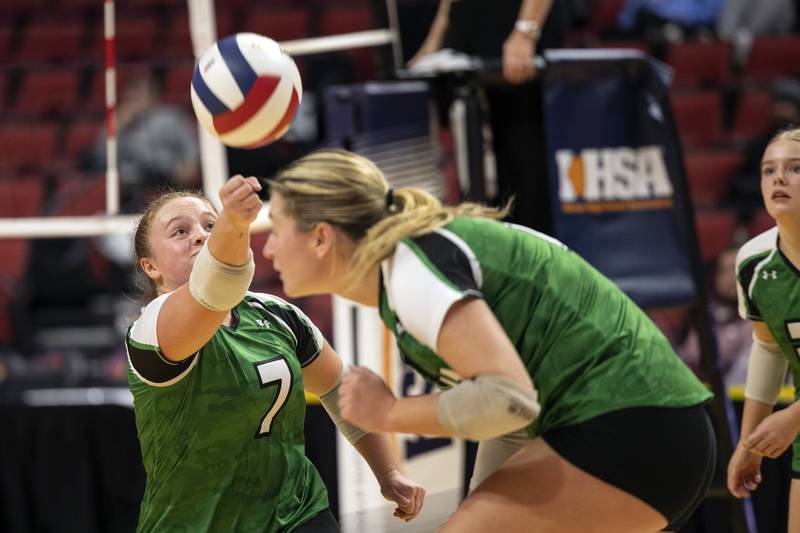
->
[437, 374, 540, 441]
[319, 370, 369, 446]
[745, 334, 788, 405]
[188, 243, 254, 312]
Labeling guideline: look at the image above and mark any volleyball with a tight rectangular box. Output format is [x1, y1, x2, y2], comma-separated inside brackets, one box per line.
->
[190, 33, 302, 148]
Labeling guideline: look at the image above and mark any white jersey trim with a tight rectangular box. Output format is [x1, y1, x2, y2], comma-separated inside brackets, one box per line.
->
[736, 227, 778, 320]
[383, 240, 478, 351]
[127, 292, 199, 387]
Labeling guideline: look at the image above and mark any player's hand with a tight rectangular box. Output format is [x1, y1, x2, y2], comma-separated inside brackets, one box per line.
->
[339, 366, 396, 433]
[218, 175, 262, 227]
[502, 31, 536, 84]
[742, 408, 800, 458]
[727, 444, 763, 498]
[379, 469, 426, 522]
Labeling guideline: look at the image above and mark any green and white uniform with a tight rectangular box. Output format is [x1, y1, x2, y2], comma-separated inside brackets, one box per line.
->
[379, 216, 711, 438]
[126, 292, 329, 533]
[736, 226, 800, 473]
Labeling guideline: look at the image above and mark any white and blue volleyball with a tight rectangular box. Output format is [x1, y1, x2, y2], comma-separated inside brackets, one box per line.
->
[191, 33, 302, 148]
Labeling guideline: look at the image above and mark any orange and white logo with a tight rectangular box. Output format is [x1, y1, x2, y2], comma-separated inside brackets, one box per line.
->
[555, 146, 674, 214]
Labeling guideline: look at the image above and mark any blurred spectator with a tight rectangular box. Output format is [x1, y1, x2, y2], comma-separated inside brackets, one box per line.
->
[618, 0, 725, 56]
[408, 0, 570, 232]
[679, 245, 753, 385]
[731, 79, 800, 223]
[85, 73, 200, 213]
[717, 0, 796, 43]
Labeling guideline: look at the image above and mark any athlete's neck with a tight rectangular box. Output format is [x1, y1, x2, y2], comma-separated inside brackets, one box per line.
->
[778, 221, 800, 270]
[336, 267, 380, 307]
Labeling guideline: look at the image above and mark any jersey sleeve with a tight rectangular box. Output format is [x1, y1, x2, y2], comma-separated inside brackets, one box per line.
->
[248, 293, 324, 367]
[736, 250, 763, 321]
[126, 293, 198, 387]
[385, 230, 483, 351]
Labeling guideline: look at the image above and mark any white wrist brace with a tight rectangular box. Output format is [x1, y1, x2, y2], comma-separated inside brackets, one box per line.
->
[188, 243, 254, 312]
[437, 374, 540, 441]
[744, 334, 788, 405]
[319, 367, 369, 446]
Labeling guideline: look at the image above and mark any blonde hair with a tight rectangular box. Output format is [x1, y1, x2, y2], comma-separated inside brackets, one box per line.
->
[133, 189, 212, 302]
[270, 149, 508, 286]
[768, 127, 800, 145]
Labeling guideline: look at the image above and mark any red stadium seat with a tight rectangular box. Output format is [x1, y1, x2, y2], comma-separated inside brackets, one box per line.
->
[670, 90, 724, 148]
[667, 40, 733, 88]
[16, 18, 84, 62]
[589, 0, 626, 34]
[748, 209, 775, 237]
[0, 123, 57, 169]
[89, 16, 159, 62]
[694, 208, 737, 262]
[64, 119, 102, 160]
[13, 70, 80, 115]
[683, 150, 742, 207]
[52, 174, 107, 217]
[0, 176, 43, 218]
[320, 6, 372, 37]
[161, 63, 195, 107]
[743, 36, 800, 81]
[244, 7, 310, 42]
[731, 89, 773, 145]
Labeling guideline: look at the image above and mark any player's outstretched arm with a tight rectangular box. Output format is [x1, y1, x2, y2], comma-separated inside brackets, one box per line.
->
[156, 176, 261, 361]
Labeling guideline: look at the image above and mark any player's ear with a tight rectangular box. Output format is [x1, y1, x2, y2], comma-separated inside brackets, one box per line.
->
[312, 222, 335, 259]
[140, 257, 161, 282]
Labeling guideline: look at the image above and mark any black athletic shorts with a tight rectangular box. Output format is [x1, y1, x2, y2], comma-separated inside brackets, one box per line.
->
[543, 404, 716, 531]
[291, 509, 340, 533]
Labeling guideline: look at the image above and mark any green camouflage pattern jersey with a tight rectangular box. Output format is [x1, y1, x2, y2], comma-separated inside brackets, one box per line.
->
[379, 216, 711, 438]
[736, 226, 800, 473]
[126, 291, 329, 532]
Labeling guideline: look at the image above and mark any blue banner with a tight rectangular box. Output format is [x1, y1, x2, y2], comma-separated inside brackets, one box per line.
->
[543, 50, 695, 308]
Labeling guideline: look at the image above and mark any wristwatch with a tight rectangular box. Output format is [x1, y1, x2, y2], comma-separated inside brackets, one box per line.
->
[514, 19, 541, 39]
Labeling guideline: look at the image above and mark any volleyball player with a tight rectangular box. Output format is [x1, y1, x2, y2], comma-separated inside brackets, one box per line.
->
[728, 128, 800, 532]
[126, 177, 424, 532]
[262, 149, 716, 532]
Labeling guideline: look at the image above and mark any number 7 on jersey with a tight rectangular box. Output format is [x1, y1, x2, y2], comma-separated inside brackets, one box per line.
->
[254, 357, 292, 437]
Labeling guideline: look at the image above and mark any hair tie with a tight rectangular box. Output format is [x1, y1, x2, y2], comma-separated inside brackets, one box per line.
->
[385, 188, 395, 210]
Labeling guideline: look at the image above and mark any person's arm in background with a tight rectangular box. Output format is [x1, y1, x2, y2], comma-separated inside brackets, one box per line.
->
[727, 321, 793, 498]
[303, 342, 426, 521]
[408, 0, 453, 67]
[503, 0, 552, 83]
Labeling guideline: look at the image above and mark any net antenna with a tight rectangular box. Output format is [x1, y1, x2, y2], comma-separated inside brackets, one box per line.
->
[0, 0, 403, 239]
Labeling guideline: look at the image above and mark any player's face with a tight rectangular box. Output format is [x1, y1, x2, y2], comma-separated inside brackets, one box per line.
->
[146, 197, 216, 292]
[761, 139, 800, 223]
[263, 192, 326, 297]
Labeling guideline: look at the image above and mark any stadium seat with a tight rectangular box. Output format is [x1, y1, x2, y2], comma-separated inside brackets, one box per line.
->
[694, 208, 737, 262]
[670, 90, 724, 148]
[0, 122, 57, 169]
[743, 36, 800, 81]
[161, 63, 195, 107]
[667, 40, 733, 88]
[64, 119, 102, 160]
[588, 0, 626, 35]
[13, 70, 80, 115]
[748, 209, 775, 237]
[0, 175, 43, 218]
[683, 150, 742, 207]
[16, 18, 84, 62]
[731, 89, 773, 145]
[244, 7, 310, 43]
[52, 174, 106, 217]
[89, 16, 159, 62]
[162, 11, 235, 60]
[320, 6, 372, 37]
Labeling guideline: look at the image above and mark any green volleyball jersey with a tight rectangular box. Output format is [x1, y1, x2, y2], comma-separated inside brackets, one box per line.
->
[736, 226, 800, 386]
[735, 226, 800, 473]
[126, 291, 329, 533]
[379, 216, 711, 438]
